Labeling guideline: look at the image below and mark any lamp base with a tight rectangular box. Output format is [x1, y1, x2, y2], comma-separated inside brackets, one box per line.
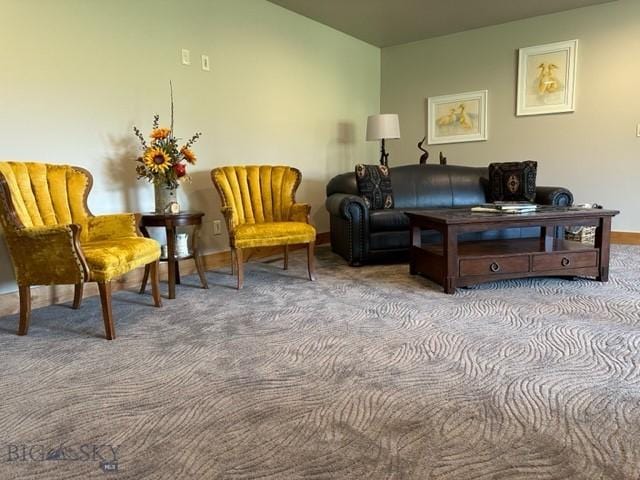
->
[379, 139, 389, 167]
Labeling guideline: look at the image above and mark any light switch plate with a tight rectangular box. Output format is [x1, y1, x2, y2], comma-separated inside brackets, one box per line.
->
[181, 48, 191, 65]
[201, 54, 210, 71]
[636, 123, 640, 137]
[213, 220, 222, 235]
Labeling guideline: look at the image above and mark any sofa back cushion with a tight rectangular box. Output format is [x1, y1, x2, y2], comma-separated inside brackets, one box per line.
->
[327, 164, 488, 209]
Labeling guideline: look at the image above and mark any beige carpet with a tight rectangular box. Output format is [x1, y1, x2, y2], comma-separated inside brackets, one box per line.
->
[1, 245, 639, 479]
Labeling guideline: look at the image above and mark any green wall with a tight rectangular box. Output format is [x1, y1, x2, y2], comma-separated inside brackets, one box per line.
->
[0, 0, 381, 293]
[381, 0, 639, 232]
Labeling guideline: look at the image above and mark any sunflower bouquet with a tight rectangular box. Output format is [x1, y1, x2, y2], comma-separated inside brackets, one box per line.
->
[133, 85, 201, 189]
[133, 116, 200, 188]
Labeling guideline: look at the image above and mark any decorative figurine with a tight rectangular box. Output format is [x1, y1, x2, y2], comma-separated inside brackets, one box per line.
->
[418, 137, 429, 164]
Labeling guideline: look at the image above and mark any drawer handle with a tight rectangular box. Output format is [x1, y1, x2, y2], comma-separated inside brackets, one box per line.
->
[489, 262, 501, 273]
[561, 257, 571, 267]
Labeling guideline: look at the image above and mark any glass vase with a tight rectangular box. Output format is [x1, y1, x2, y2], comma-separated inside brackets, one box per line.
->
[154, 183, 177, 214]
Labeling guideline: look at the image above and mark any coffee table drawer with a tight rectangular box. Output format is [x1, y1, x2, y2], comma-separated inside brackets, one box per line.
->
[460, 256, 529, 276]
[532, 251, 597, 271]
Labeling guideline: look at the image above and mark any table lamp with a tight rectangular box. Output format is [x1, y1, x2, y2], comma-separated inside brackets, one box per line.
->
[366, 114, 400, 167]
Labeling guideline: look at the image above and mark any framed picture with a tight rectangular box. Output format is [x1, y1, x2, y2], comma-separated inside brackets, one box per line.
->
[516, 39, 578, 116]
[427, 90, 488, 145]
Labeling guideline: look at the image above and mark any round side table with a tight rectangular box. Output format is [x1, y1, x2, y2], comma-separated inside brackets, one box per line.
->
[138, 211, 209, 299]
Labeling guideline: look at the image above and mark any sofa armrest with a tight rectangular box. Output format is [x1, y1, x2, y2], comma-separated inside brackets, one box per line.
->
[8, 224, 88, 285]
[89, 213, 138, 241]
[325, 193, 369, 220]
[535, 186, 574, 206]
[325, 194, 369, 265]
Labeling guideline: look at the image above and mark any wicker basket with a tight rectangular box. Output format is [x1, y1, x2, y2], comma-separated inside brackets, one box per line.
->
[565, 226, 596, 244]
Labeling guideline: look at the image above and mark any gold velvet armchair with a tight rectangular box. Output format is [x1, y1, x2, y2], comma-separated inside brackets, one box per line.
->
[211, 165, 316, 289]
[0, 162, 162, 340]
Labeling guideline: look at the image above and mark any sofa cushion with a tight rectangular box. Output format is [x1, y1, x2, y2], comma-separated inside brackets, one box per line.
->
[488, 161, 537, 203]
[355, 164, 394, 210]
[327, 164, 489, 208]
[386, 164, 488, 208]
[369, 209, 410, 232]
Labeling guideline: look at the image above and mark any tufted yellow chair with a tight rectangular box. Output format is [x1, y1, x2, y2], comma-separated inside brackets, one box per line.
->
[211, 165, 316, 289]
[0, 162, 162, 340]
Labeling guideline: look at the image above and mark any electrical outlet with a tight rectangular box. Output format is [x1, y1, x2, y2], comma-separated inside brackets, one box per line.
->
[201, 54, 210, 71]
[181, 48, 191, 65]
[213, 220, 222, 235]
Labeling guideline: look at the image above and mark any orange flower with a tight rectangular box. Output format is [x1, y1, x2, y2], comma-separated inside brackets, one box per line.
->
[150, 127, 171, 140]
[180, 147, 197, 165]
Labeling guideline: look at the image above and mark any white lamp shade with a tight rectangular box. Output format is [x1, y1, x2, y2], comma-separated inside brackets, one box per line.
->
[366, 114, 400, 141]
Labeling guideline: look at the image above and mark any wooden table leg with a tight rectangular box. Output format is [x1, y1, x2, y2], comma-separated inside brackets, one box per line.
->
[409, 224, 421, 275]
[166, 225, 177, 299]
[595, 216, 611, 282]
[443, 226, 458, 294]
[540, 225, 554, 251]
[193, 224, 209, 289]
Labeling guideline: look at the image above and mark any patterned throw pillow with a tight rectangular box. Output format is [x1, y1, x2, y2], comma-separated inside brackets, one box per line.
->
[488, 161, 538, 203]
[355, 164, 394, 210]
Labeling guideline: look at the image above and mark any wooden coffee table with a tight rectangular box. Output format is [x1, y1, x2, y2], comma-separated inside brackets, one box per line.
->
[406, 207, 619, 294]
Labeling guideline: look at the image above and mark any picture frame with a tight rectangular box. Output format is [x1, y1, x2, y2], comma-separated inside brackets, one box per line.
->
[516, 39, 578, 116]
[427, 90, 488, 145]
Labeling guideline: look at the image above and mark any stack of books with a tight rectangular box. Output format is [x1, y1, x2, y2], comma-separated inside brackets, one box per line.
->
[471, 202, 538, 214]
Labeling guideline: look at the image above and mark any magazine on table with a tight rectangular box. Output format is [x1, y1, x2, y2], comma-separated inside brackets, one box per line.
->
[471, 201, 538, 213]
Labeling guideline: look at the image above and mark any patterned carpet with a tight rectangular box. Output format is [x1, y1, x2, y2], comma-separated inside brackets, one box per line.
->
[1, 245, 639, 479]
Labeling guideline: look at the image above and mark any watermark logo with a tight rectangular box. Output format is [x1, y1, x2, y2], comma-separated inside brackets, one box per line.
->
[6, 444, 120, 473]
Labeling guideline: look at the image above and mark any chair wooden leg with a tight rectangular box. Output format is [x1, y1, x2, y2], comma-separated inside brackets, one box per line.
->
[17, 285, 31, 336]
[230, 249, 236, 276]
[307, 241, 316, 281]
[283, 244, 289, 270]
[235, 247, 244, 289]
[72, 283, 83, 309]
[139, 264, 150, 294]
[150, 260, 162, 307]
[98, 281, 115, 340]
[195, 254, 209, 289]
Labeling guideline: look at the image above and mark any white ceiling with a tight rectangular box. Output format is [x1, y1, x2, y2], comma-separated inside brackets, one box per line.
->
[267, 0, 616, 47]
